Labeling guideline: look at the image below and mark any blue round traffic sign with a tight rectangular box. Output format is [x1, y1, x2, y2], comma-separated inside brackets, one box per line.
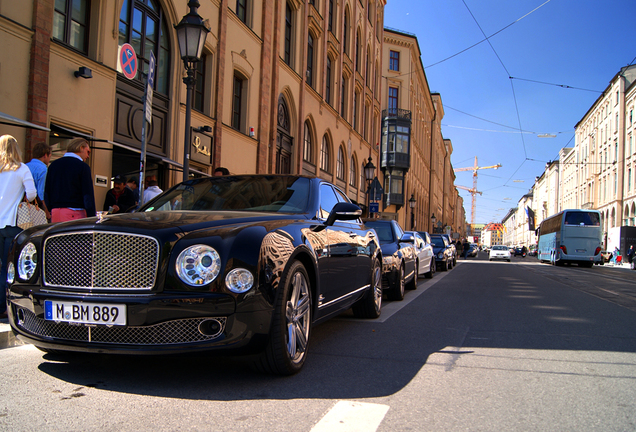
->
[119, 43, 138, 80]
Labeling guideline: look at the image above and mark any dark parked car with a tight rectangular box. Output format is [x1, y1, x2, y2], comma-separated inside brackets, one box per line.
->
[6, 175, 383, 376]
[513, 247, 527, 257]
[442, 234, 457, 266]
[427, 234, 454, 271]
[363, 219, 417, 301]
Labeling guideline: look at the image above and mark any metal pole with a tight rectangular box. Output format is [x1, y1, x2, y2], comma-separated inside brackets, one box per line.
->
[182, 67, 195, 182]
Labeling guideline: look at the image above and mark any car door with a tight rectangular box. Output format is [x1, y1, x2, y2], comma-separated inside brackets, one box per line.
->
[317, 183, 365, 310]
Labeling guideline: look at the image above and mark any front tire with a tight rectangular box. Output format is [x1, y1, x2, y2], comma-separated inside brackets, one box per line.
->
[254, 260, 311, 375]
[352, 259, 382, 318]
[387, 264, 405, 301]
[425, 259, 435, 278]
[406, 262, 417, 290]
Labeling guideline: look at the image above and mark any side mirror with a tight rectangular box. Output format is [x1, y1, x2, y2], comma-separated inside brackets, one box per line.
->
[324, 202, 362, 226]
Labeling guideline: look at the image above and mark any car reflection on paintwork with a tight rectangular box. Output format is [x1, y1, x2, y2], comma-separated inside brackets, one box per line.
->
[406, 231, 435, 279]
[6, 175, 383, 376]
[428, 234, 454, 271]
[363, 219, 417, 301]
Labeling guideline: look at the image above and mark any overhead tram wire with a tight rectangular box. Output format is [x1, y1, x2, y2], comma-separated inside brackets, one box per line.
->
[509, 77, 602, 93]
[461, 0, 528, 159]
[425, 0, 552, 69]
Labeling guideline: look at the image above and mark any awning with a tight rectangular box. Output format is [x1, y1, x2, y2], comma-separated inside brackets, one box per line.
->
[49, 124, 210, 177]
[0, 111, 50, 132]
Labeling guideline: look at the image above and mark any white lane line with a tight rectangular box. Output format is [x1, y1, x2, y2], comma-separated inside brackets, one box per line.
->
[310, 401, 390, 432]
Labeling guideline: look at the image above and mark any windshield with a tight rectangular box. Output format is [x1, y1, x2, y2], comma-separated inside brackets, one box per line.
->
[364, 221, 395, 243]
[143, 176, 310, 213]
[430, 237, 445, 247]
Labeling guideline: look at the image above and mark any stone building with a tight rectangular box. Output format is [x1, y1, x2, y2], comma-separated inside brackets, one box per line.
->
[0, 0, 387, 208]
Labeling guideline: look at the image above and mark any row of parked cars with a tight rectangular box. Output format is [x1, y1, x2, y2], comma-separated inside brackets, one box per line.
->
[362, 219, 460, 302]
[6, 174, 458, 376]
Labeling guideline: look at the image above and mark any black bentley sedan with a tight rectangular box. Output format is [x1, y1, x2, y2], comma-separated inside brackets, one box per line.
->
[6, 175, 382, 375]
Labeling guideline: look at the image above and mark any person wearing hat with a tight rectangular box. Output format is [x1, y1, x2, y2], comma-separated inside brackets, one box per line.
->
[103, 174, 137, 214]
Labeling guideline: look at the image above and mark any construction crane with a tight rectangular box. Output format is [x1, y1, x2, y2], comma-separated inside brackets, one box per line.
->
[454, 156, 502, 228]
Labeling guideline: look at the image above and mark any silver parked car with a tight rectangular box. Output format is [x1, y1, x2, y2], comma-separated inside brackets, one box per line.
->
[406, 231, 435, 278]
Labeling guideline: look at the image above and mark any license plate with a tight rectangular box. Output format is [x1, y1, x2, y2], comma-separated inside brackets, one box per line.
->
[44, 300, 126, 326]
[576, 249, 586, 253]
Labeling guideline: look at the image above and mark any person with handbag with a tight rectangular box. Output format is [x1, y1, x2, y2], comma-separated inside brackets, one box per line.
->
[0, 134, 37, 319]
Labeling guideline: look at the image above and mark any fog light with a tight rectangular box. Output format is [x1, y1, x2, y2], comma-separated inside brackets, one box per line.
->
[225, 268, 254, 293]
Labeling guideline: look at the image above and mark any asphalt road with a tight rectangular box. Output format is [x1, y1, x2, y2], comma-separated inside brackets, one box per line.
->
[1, 253, 636, 431]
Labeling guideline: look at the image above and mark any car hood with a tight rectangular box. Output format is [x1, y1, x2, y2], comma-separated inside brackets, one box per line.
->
[432, 246, 448, 253]
[27, 211, 308, 238]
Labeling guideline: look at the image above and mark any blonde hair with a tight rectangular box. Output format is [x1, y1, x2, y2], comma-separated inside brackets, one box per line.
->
[0, 134, 22, 173]
[67, 138, 89, 153]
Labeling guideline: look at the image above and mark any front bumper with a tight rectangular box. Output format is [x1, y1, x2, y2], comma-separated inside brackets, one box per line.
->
[7, 286, 273, 355]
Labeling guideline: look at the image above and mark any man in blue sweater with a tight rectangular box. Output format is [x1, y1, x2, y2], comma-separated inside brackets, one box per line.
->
[44, 138, 96, 223]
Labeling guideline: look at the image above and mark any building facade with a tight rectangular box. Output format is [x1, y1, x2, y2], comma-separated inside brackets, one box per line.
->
[0, 0, 388, 210]
[380, 28, 463, 236]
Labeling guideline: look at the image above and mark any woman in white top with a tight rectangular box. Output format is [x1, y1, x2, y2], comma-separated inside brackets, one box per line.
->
[0, 135, 37, 317]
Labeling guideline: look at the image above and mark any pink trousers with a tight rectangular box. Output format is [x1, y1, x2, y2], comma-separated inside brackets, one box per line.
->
[51, 208, 87, 223]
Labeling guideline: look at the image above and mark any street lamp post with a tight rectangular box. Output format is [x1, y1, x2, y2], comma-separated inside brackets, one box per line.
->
[175, 0, 210, 182]
[409, 194, 416, 230]
[431, 213, 437, 233]
[364, 156, 376, 217]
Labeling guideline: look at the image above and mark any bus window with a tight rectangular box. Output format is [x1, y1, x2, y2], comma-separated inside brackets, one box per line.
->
[564, 211, 600, 226]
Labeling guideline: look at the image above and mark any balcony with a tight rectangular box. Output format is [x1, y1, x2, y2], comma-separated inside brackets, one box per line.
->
[382, 108, 412, 121]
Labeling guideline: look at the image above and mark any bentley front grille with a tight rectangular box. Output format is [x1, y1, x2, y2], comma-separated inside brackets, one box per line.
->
[43, 231, 159, 290]
[15, 307, 226, 345]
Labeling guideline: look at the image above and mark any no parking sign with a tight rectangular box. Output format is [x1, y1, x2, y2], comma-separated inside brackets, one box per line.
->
[119, 43, 138, 80]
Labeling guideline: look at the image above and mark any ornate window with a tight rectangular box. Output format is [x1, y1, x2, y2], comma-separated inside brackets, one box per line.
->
[307, 33, 314, 87]
[284, 2, 293, 66]
[119, 0, 170, 94]
[349, 156, 357, 187]
[53, 0, 90, 53]
[389, 50, 400, 71]
[321, 135, 330, 172]
[337, 147, 345, 180]
[304, 121, 312, 163]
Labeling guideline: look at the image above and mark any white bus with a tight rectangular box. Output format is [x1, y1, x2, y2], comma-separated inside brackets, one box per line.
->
[536, 209, 602, 267]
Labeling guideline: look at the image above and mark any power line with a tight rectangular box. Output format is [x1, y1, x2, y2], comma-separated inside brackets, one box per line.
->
[425, 0, 552, 69]
[509, 76, 602, 93]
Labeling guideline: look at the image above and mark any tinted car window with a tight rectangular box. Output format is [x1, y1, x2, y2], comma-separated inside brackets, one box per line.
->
[319, 183, 340, 219]
[430, 237, 445, 247]
[364, 220, 395, 243]
[145, 176, 309, 213]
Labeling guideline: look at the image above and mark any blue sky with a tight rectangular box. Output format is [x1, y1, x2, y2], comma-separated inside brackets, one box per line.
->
[383, 0, 636, 224]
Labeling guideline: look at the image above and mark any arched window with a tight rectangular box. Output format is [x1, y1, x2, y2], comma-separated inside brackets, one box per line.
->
[119, 0, 170, 94]
[349, 156, 357, 187]
[284, 2, 293, 66]
[355, 28, 361, 72]
[337, 146, 345, 180]
[304, 121, 312, 163]
[343, 7, 350, 56]
[320, 135, 330, 173]
[307, 32, 314, 87]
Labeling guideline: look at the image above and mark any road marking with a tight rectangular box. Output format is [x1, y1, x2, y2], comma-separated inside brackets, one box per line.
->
[310, 401, 390, 432]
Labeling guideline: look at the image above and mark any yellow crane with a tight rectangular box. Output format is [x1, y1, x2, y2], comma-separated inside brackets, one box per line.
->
[454, 156, 502, 228]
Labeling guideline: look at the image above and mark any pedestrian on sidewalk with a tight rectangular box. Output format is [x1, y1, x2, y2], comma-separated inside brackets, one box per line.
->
[628, 245, 635, 270]
[612, 246, 620, 265]
[44, 138, 96, 223]
[0, 135, 37, 319]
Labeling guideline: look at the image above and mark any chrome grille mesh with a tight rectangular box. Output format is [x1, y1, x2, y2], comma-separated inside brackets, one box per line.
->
[44, 232, 159, 290]
[16, 307, 226, 345]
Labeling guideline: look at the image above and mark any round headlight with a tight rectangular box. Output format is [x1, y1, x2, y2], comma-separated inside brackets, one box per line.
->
[437, 252, 444, 259]
[225, 268, 254, 293]
[176, 245, 221, 286]
[7, 262, 15, 284]
[17, 242, 37, 281]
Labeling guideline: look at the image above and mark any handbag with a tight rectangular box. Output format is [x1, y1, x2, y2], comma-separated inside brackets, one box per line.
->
[16, 201, 48, 229]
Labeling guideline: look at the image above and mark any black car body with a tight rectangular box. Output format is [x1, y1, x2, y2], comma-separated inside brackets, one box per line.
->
[363, 219, 417, 301]
[429, 234, 453, 271]
[6, 175, 382, 375]
[442, 234, 457, 265]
